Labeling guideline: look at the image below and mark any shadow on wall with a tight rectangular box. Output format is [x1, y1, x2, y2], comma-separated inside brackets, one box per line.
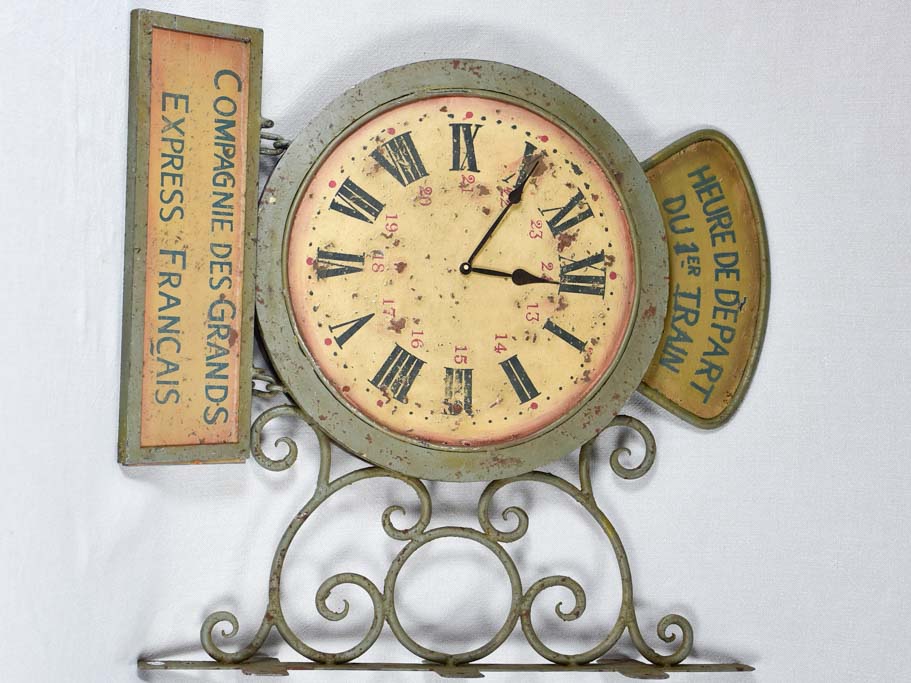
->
[262, 18, 657, 158]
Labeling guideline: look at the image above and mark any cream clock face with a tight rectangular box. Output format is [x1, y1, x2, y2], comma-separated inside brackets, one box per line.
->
[285, 94, 636, 447]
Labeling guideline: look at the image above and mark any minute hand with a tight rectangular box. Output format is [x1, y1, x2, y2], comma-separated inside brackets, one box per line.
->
[463, 158, 540, 268]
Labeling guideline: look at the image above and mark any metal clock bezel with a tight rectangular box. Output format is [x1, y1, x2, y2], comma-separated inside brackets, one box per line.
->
[257, 59, 667, 481]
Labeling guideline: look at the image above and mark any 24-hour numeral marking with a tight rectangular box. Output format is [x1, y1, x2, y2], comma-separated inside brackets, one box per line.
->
[328, 313, 374, 348]
[316, 248, 365, 279]
[328, 177, 385, 223]
[444, 367, 473, 415]
[370, 131, 428, 186]
[450, 123, 482, 172]
[499, 355, 540, 404]
[370, 344, 425, 402]
[558, 251, 606, 297]
[541, 189, 594, 236]
[543, 318, 587, 352]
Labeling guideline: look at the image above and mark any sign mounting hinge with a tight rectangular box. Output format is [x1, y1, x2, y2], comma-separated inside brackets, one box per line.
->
[260, 117, 290, 156]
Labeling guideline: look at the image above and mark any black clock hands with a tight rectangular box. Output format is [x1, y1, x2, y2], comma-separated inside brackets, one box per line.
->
[458, 157, 550, 287]
[506, 156, 541, 205]
[459, 157, 541, 275]
[470, 266, 557, 286]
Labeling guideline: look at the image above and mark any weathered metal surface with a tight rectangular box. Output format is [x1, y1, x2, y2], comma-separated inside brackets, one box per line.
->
[136, 404, 756, 674]
[256, 59, 668, 481]
[118, 9, 262, 464]
[639, 130, 769, 428]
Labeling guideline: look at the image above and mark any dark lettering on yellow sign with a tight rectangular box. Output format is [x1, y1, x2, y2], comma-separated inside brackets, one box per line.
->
[202, 69, 245, 428]
[654, 163, 748, 405]
[158, 92, 189, 223]
[153, 248, 185, 405]
[641, 133, 766, 428]
[152, 92, 192, 407]
[123, 14, 260, 460]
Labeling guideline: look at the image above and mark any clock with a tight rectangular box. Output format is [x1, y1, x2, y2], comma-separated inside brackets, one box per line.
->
[257, 59, 667, 481]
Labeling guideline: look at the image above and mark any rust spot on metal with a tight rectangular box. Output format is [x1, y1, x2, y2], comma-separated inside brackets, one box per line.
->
[556, 230, 577, 252]
[547, 294, 569, 311]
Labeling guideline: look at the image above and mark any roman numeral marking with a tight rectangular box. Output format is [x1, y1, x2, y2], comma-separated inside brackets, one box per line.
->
[558, 251, 606, 297]
[328, 313, 374, 348]
[502, 141, 538, 185]
[450, 123, 482, 172]
[541, 189, 594, 236]
[370, 344, 425, 402]
[444, 367, 473, 415]
[328, 177, 384, 223]
[499, 355, 540, 404]
[543, 318, 587, 352]
[370, 131, 428, 186]
[315, 249, 365, 279]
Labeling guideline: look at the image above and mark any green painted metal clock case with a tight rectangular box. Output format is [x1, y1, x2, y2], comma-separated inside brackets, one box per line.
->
[256, 59, 668, 481]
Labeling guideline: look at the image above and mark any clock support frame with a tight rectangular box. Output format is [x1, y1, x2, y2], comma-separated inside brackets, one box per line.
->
[138, 355, 752, 677]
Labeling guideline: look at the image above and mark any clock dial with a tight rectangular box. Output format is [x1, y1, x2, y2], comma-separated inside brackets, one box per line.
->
[286, 95, 636, 447]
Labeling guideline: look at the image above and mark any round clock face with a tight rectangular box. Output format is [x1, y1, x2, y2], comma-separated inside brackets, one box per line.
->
[258, 60, 667, 480]
[286, 95, 636, 447]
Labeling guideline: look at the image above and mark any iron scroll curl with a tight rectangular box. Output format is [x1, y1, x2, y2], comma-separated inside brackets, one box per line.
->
[200, 399, 692, 667]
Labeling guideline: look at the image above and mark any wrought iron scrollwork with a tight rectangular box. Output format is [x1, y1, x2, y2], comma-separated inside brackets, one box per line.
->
[200, 406, 696, 669]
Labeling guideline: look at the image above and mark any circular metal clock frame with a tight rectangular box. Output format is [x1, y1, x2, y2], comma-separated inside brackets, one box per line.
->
[257, 59, 667, 481]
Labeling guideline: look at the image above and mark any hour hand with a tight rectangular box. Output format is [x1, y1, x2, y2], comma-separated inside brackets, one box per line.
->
[469, 266, 557, 286]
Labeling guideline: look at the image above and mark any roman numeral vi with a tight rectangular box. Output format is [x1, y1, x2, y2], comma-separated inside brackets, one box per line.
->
[444, 367, 473, 415]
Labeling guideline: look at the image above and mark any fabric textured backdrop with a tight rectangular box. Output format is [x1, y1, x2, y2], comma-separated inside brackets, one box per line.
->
[2, 1, 909, 681]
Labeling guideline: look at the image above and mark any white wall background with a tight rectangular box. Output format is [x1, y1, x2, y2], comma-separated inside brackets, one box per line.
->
[2, 1, 910, 681]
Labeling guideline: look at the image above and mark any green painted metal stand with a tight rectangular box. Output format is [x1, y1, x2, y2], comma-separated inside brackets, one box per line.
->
[137, 366, 752, 678]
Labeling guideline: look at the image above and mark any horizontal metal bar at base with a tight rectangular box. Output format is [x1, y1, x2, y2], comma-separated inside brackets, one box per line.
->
[138, 657, 754, 678]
